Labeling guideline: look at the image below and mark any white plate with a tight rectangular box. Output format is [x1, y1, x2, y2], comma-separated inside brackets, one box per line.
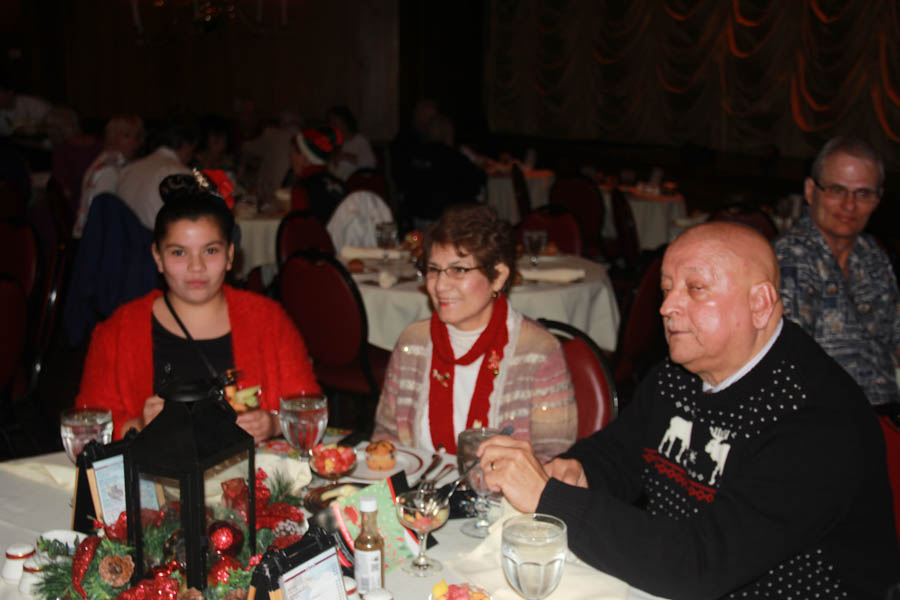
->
[428, 584, 492, 599]
[350, 447, 427, 481]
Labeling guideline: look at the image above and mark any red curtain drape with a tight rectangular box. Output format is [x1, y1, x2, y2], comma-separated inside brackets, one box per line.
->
[484, 0, 900, 167]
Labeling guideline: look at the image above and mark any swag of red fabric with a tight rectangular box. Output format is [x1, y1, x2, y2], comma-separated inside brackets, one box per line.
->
[428, 294, 508, 454]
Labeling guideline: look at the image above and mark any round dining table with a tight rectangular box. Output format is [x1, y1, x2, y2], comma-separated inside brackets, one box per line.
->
[600, 185, 687, 251]
[353, 254, 620, 353]
[483, 168, 555, 224]
[0, 447, 660, 600]
[234, 211, 285, 281]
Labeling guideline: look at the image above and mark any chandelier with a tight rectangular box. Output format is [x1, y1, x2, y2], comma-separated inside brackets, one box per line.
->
[129, 0, 289, 41]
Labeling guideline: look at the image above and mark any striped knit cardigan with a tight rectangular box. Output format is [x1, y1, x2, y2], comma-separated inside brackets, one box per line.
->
[373, 310, 577, 462]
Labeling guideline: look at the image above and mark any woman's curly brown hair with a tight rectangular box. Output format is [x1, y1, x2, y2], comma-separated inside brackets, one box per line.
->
[423, 203, 517, 294]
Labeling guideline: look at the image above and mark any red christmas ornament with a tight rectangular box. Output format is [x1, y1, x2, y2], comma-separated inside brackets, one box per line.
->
[207, 520, 244, 556]
[207, 555, 242, 587]
[115, 575, 180, 600]
[72, 536, 102, 600]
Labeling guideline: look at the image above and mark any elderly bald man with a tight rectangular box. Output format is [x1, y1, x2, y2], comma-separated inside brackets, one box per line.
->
[480, 223, 899, 599]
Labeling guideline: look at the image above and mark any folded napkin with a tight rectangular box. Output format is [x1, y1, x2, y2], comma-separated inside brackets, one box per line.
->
[0, 460, 77, 492]
[340, 245, 409, 261]
[520, 268, 585, 284]
[205, 452, 312, 504]
[446, 501, 629, 600]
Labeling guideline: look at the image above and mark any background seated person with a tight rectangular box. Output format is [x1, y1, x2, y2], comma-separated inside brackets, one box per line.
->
[774, 136, 899, 409]
[373, 204, 576, 461]
[326, 105, 376, 182]
[288, 127, 346, 224]
[480, 223, 899, 599]
[76, 173, 320, 442]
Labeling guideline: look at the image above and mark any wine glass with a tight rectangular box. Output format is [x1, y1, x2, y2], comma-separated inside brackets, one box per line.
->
[522, 229, 547, 266]
[278, 394, 328, 459]
[395, 488, 451, 576]
[501, 513, 567, 600]
[457, 427, 501, 538]
[375, 221, 398, 263]
[60, 408, 113, 463]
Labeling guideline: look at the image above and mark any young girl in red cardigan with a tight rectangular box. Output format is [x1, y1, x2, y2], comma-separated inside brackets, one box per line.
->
[76, 173, 320, 441]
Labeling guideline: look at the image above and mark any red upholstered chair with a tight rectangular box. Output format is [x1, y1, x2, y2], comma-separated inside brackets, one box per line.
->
[0, 218, 41, 299]
[511, 164, 531, 225]
[275, 211, 336, 266]
[606, 187, 641, 269]
[0, 274, 28, 456]
[45, 176, 75, 243]
[346, 168, 389, 204]
[0, 180, 25, 219]
[518, 206, 583, 256]
[707, 204, 778, 240]
[549, 174, 605, 258]
[878, 415, 900, 543]
[539, 319, 617, 439]
[0, 275, 27, 395]
[613, 251, 668, 404]
[279, 250, 390, 428]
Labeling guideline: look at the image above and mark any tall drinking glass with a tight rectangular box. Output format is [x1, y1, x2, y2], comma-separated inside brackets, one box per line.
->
[60, 408, 113, 464]
[278, 394, 328, 459]
[375, 221, 398, 263]
[522, 229, 547, 266]
[501, 513, 568, 600]
[457, 427, 501, 538]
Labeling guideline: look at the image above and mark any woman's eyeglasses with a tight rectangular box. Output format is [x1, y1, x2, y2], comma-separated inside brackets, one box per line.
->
[425, 265, 483, 280]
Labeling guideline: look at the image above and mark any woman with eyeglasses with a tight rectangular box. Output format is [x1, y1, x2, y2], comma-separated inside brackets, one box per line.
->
[372, 204, 576, 461]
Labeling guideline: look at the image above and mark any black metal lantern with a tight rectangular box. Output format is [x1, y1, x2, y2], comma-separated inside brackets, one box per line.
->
[124, 380, 256, 589]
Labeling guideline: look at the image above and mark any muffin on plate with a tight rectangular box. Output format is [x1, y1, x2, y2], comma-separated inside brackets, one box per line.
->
[365, 440, 396, 471]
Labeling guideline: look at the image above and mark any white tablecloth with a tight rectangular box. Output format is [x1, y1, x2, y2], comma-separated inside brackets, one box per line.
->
[485, 169, 555, 224]
[0, 451, 648, 600]
[601, 189, 687, 251]
[356, 255, 620, 352]
[234, 213, 284, 280]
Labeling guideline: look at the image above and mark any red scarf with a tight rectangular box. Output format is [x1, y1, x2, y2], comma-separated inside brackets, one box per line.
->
[428, 295, 508, 454]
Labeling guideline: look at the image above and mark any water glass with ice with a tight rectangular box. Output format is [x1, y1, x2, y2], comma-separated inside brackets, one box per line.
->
[279, 394, 328, 459]
[60, 408, 113, 464]
[501, 513, 567, 600]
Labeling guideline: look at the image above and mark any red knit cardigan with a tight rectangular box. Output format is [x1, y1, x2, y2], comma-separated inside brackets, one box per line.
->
[76, 285, 320, 439]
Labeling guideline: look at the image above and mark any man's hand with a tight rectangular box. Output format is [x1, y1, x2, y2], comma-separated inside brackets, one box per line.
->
[543, 458, 588, 488]
[237, 410, 279, 443]
[478, 436, 550, 513]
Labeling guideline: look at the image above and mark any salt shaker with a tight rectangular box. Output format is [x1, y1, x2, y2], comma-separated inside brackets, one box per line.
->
[18, 556, 43, 596]
[2, 544, 34, 584]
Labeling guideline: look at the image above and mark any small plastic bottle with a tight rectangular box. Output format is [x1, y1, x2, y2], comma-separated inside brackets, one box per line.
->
[354, 496, 384, 596]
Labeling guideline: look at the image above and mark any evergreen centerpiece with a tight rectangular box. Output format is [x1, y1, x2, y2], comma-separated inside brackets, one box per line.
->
[35, 468, 306, 600]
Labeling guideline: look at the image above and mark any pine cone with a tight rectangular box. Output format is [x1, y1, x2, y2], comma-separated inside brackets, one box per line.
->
[98, 554, 135, 588]
[178, 588, 204, 600]
[224, 589, 248, 600]
[273, 519, 304, 537]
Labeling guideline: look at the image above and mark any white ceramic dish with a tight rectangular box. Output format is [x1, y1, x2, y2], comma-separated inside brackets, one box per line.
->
[36, 530, 82, 561]
[350, 447, 427, 481]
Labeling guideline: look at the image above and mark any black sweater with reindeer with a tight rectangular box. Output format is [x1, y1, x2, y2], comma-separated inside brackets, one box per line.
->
[538, 320, 900, 599]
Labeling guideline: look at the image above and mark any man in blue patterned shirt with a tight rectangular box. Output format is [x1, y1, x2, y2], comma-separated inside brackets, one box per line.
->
[775, 137, 899, 407]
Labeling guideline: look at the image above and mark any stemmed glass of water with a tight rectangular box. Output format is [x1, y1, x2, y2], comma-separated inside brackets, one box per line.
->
[278, 394, 328, 460]
[501, 513, 567, 600]
[457, 427, 501, 538]
[60, 407, 113, 463]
